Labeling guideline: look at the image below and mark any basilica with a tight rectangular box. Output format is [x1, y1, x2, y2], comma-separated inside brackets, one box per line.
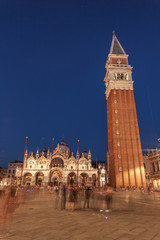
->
[21, 140, 98, 187]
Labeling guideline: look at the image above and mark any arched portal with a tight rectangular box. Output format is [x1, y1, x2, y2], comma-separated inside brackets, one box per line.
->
[80, 173, 89, 186]
[51, 158, 64, 168]
[24, 173, 32, 186]
[68, 172, 76, 186]
[36, 172, 44, 186]
[51, 169, 63, 186]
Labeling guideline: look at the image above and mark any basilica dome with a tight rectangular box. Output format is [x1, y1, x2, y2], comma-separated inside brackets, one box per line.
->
[59, 140, 72, 157]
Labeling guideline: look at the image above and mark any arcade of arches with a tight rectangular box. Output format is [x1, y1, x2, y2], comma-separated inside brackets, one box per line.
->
[22, 142, 106, 186]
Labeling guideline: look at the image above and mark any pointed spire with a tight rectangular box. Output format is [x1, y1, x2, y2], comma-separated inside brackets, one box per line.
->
[25, 148, 28, 157]
[57, 143, 60, 152]
[47, 148, 50, 158]
[88, 149, 91, 160]
[36, 148, 39, 159]
[110, 31, 126, 55]
[76, 139, 80, 159]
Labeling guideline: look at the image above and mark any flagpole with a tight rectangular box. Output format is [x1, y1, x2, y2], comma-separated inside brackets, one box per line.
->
[50, 138, 54, 185]
[21, 136, 28, 185]
[77, 139, 79, 186]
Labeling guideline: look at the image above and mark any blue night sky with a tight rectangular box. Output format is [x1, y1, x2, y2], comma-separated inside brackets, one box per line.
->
[0, 0, 160, 168]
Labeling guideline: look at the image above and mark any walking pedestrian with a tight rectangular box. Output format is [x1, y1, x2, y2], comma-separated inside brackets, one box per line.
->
[83, 186, 91, 208]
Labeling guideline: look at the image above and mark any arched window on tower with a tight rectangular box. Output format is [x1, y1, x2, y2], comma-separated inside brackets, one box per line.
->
[117, 73, 121, 80]
[124, 73, 128, 80]
[113, 73, 117, 79]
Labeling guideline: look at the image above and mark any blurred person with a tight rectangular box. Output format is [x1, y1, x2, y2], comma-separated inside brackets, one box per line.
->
[0, 186, 19, 233]
[83, 186, 91, 209]
[61, 184, 66, 210]
[55, 186, 59, 210]
[105, 186, 113, 212]
[68, 186, 75, 211]
[73, 185, 78, 209]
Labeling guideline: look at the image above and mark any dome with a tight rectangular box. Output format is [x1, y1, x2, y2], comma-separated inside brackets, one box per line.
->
[59, 141, 71, 157]
[43, 147, 47, 153]
[80, 147, 88, 159]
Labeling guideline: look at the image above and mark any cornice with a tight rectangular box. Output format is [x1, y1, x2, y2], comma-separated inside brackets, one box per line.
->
[105, 80, 134, 99]
[107, 65, 133, 70]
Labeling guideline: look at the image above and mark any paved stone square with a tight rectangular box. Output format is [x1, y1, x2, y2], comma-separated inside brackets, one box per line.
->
[1, 191, 160, 240]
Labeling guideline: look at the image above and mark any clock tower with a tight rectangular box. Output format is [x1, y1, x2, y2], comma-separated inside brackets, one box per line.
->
[104, 32, 146, 188]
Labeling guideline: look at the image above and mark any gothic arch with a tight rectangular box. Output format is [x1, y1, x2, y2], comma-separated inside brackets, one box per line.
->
[51, 156, 64, 168]
[23, 172, 32, 186]
[80, 173, 89, 186]
[35, 172, 44, 186]
[51, 169, 63, 186]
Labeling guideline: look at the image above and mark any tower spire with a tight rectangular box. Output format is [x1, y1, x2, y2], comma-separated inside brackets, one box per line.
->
[110, 32, 126, 55]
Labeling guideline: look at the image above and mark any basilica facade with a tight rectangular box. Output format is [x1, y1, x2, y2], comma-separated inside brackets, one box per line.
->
[21, 140, 98, 187]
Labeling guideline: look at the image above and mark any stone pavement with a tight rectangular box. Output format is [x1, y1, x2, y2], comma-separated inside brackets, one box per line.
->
[1, 191, 160, 240]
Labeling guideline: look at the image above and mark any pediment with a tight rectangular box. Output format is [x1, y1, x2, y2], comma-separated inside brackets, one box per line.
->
[38, 156, 47, 164]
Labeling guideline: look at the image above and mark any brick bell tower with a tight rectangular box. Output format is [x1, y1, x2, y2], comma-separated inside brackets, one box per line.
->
[104, 31, 146, 188]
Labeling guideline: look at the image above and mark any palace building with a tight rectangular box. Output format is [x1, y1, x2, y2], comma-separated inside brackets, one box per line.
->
[143, 149, 160, 188]
[21, 140, 98, 187]
[104, 32, 146, 188]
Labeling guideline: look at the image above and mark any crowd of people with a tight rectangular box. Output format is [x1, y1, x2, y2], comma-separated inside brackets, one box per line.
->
[48, 184, 113, 212]
[1, 183, 160, 234]
[0, 185, 27, 233]
[0, 184, 113, 226]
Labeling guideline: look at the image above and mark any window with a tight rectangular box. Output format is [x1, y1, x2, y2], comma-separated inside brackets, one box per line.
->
[12, 175, 14, 178]
[9, 170, 11, 173]
[8, 175, 10, 178]
[113, 73, 128, 80]
[71, 166, 73, 169]
[13, 170, 15, 174]
[10, 164, 12, 166]
[30, 165, 32, 168]
[82, 166, 84, 169]
[41, 165, 43, 169]
[113, 73, 117, 80]
[117, 73, 121, 80]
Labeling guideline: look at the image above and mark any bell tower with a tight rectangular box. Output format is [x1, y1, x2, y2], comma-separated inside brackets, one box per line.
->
[104, 32, 146, 188]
